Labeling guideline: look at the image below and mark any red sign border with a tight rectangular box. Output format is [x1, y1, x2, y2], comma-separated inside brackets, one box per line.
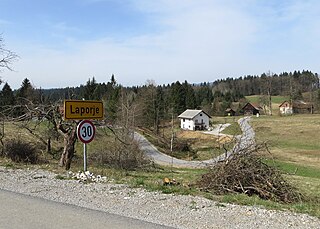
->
[77, 120, 96, 144]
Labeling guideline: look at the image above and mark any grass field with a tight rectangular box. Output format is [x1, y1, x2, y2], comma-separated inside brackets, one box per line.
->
[249, 114, 320, 216]
[245, 95, 289, 104]
[251, 114, 320, 168]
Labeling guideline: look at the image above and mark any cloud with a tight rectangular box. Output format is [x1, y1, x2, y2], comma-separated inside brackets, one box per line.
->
[52, 22, 83, 33]
[4, 0, 320, 89]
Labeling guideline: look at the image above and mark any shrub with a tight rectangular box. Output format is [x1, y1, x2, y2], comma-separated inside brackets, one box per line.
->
[89, 137, 151, 170]
[4, 139, 39, 164]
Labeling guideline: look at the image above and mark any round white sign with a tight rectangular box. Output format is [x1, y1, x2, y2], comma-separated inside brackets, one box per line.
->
[77, 120, 95, 144]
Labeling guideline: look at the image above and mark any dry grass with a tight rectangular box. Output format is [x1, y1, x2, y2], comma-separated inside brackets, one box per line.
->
[173, 130, 234, 161]
[178, 130, 232, 150]
[251, 114, 320, 168]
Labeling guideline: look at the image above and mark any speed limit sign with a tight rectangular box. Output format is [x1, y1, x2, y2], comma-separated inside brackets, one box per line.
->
[77, 120, 95, 144]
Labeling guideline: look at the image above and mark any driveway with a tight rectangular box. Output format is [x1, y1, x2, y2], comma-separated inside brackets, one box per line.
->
[135, 117, 255, 168]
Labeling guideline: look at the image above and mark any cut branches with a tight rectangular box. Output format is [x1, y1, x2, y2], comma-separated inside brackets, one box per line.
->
[198, 143, 303, 203]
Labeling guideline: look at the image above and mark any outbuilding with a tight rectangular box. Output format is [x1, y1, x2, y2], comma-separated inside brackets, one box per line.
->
[292, 100, 314, 114]
[242, 102, 263, 116]
[225, 108, 236, 116]
[178, 109, 211, 131]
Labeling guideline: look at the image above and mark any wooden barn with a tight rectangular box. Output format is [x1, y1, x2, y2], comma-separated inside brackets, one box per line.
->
[225, 108, 236, 116]
[242, 102, 263, 116]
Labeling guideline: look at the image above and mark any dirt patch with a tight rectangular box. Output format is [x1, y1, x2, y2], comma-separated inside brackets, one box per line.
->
[218, 135, 233, 144]
[177, 130, 233, 145]
[268, 149, 320, 169]
[177, 130, 218, 140]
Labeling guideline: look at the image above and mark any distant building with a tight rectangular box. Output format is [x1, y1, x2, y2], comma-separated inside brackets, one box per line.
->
[279, 100, 314, 115]
[292, 100, 314, 114]
[178, 109, 211, 131]
[225, 108, 236, 116]
[279, 101, 293, 115]
[242, 102, 263, 116]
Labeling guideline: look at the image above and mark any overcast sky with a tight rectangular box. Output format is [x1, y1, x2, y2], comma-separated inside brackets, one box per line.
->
[1, 0, 319, 89]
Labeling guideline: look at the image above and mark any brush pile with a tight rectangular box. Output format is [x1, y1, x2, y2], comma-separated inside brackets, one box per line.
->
[198, 144, 302, 203]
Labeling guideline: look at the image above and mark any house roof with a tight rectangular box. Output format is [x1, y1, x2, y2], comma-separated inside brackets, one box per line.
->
[225, 108, 235, 112]
[242, 102, 262, 111]
[279, 100, 291, 107]
[178, 109, 211, 119]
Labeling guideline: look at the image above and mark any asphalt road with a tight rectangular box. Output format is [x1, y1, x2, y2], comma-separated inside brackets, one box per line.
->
[135, 117, 255, 168]
[0, 189, 174, 229]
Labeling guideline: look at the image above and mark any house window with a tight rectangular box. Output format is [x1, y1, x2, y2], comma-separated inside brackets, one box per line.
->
[200, 113, 203, 116]
[183, 118, 185, 122]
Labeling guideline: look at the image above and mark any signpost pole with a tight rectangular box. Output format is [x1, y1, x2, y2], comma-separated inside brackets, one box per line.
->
[77, 120, 95, 172]
[83, 143, 87, 171]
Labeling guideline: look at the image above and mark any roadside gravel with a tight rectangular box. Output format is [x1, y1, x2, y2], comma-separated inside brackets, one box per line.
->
[1, 166, 319, 229]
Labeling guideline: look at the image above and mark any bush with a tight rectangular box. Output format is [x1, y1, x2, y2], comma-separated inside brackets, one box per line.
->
[88, 137, 151, 170]
[4, 139, 39, 164]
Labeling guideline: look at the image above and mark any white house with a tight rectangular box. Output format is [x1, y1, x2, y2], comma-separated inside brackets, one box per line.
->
[178, 109, 211, 131]
[279, 101, 293, 115]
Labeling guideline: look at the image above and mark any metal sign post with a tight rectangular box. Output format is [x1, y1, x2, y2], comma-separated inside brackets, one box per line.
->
[64, 99, 103, 172]
[83, 143, 87, 172]
[77, 120, 95, 171]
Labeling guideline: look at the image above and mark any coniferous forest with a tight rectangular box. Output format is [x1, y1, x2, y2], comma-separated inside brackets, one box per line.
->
[1, 70, 319, 130]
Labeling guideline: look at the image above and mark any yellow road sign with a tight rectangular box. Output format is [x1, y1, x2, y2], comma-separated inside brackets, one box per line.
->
[64, 100, 104, 120]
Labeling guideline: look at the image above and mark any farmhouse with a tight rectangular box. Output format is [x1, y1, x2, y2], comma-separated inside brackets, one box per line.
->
[178, 109, 211, 131]
[242, 102, 263, 116]
[279, 101, 293, 115]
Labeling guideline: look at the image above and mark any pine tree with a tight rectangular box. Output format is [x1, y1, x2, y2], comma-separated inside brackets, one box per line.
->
[104, 75, 120, 124]
[83, 77, 98, 100]
[184, 81, 196, 109]
[16, 78, 35, 104]
[170, 81, 186, 114]
[0, 82, 15, 105]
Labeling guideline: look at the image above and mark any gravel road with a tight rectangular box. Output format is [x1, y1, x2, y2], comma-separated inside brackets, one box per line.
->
[0, 166, 319, 229]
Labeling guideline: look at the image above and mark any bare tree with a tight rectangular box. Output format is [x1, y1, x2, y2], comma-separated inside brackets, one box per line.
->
[1, 102, 79, 170]
[260, 71, 273, 115]
[0, 35, 18, 150]
[0, 35, 18, 82]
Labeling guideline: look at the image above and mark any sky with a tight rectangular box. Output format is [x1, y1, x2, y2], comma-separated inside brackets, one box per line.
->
[0, 0, 320, 89]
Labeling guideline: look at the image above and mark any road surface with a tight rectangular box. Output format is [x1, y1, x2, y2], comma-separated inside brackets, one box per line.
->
[0, 189, 173, 229]
[135, 117, 255, 168]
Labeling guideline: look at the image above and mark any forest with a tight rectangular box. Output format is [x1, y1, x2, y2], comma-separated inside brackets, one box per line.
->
[1, 70, 320, 132]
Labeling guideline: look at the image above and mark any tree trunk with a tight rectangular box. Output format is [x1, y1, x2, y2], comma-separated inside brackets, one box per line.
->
[47, 138, 51, 154]
[59, 128, 77, 170]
